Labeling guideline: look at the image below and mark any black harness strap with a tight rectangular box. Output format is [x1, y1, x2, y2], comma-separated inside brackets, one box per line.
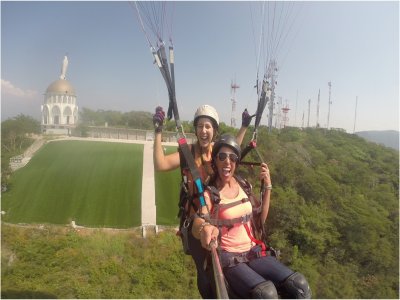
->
[216, 198, 250, 210]
[209, 212, 252, 227]
[178, 138, 206, 208]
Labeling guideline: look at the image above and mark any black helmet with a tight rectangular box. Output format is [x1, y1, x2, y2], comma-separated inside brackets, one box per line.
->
[212, 134, 241, 161]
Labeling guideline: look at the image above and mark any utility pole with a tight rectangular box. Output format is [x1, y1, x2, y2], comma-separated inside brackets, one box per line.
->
[268, 60, 277, 132]
[307, 99, 311, 127]
[316, 89, 320, 128]
[353, 96, 358, 133]
[275, 96, 282, 128]
[327, 81, 332, 129]
[295, 89, 298, 127]
[230, 79, 239, 127]
[282, 102, 290, 128]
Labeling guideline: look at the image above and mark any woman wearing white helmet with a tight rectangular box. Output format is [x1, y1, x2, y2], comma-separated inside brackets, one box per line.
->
[152, 104, 253, 298]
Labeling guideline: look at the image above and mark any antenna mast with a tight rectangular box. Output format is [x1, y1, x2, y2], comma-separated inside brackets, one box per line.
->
[316, 89, 320, 128]
[275, 96, 282, 128]
[353, 96, 358, 133]
[327, 81, 332, 129]
[230, 79, 239, 127]
[267, 60, 278, 132]
[281, 102, 290, 128]
[295, 89, 298, 127]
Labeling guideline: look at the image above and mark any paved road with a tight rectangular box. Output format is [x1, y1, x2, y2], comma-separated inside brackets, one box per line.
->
[141, 142, 156, 226]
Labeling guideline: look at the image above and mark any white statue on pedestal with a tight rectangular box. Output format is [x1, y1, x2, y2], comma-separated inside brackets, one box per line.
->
[60, 55, 68, 80]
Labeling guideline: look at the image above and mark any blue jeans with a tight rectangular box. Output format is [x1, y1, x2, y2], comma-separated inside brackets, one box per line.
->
[188, 231, 215, 299]
[220, 247, 294, 298]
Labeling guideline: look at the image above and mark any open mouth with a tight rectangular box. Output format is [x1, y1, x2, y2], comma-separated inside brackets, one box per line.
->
[221, 167, 231, 177]
[199, 136, 209, 144]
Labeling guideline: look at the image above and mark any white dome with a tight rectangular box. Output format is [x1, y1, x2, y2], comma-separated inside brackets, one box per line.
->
[46, 79, 75, 95]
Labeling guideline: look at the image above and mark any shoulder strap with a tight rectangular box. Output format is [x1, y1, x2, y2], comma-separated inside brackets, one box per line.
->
[207, 186, 221, 205]
[178, 138, 206, 207]
[234, 174, 252, 197]
[178, 143, 196, 171]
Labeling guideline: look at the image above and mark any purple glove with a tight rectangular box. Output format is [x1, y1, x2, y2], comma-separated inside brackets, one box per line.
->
[153, 106, 165, 133]
[242, 109, 255, 127]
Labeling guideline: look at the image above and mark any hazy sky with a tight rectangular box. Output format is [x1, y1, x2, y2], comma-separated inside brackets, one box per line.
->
[1, 1, 399, 133]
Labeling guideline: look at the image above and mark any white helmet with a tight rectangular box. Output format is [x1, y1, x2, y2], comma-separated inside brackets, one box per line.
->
[194, 104, 219, 128]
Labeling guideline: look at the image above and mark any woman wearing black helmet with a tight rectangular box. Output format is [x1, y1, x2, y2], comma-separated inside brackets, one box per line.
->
[152, 106, 252, 298]
[193, 134, 312, 299]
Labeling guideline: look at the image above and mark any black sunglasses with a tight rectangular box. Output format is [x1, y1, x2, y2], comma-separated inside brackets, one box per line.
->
[217, 152, 239, 163]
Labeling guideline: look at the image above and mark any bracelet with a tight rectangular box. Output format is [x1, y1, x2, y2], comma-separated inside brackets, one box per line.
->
[199, 222, 210, 235]
[266, 185, 272, 190]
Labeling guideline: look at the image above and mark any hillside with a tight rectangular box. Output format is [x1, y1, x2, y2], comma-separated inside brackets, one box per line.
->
[235, 127, 399, 298]
[356, 130, 399, 150]
[1, 127, 399, 298]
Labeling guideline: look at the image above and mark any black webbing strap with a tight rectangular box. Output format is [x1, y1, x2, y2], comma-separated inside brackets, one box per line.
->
[209, 213, 252, 227]
[254, 77, 269, 128]
[178, 138, 206, 207]
[153, 44, 206, 208]
[240, 140, 257, 162]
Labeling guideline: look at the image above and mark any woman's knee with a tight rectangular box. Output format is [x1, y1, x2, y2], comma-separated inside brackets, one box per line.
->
[251, 280, 278, 299]
[281, 272, 311, 299]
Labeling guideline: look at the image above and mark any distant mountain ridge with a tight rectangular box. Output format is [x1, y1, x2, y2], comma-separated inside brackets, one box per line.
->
[355, 130, 399, 150]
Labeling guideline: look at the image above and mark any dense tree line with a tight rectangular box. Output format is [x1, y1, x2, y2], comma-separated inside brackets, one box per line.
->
[235, 126, 398, 298]
[78, 107, 197, 135]
[1, 114, 41, 189]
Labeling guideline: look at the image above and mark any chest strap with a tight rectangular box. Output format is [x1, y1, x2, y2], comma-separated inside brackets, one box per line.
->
[217, 198, 250, 209]
[209, 212, 252, 227]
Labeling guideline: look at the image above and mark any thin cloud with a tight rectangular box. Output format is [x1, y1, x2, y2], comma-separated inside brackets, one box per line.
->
[1, 79, 37, 98]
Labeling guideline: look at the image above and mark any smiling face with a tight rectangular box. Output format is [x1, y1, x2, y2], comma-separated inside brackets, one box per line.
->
[215, 146, 238, 184]
[195, 117, 215, 149]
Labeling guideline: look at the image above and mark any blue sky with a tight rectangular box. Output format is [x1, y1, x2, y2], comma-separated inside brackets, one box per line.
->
[1, 1, 399, 133]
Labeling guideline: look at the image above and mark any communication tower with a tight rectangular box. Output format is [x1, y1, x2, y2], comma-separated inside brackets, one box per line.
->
[267, 60, 278, 132]
[281, 103, 290, 128]
[230, 80, 239, 127]
[316, 89, 320, 128]
[353, 96, 358, 133]
[327, 81, 332, 129]
[275, 96, 282, 128]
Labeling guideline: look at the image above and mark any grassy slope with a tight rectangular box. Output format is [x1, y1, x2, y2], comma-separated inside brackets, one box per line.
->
[1, 224, 200, 299]
[2, 141, 143, 228]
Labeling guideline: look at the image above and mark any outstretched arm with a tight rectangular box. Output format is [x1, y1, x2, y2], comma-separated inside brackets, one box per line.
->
[236, 126, 247, 146]
[260, 162, 272, 224]
[153, 131, 180, 171]
[152, 106, 180, 171]
[236, 108, 255, 146]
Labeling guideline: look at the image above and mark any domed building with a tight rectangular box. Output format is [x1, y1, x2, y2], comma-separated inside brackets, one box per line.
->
[41, 56, 78, 135]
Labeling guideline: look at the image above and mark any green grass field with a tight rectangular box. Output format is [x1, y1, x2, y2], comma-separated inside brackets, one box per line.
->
[2, 141, 144, 228]
[155, 146, 182, 225]
[2, 140, 183, 228]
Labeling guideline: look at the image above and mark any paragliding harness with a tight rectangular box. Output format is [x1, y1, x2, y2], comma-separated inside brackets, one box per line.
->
[203, 174, 278, 299]
[177, 145, 205, 254]
[205, 174, 278, 260]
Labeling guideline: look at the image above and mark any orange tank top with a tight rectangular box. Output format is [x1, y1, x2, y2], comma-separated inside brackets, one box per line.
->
[215, 187, 255, 253]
